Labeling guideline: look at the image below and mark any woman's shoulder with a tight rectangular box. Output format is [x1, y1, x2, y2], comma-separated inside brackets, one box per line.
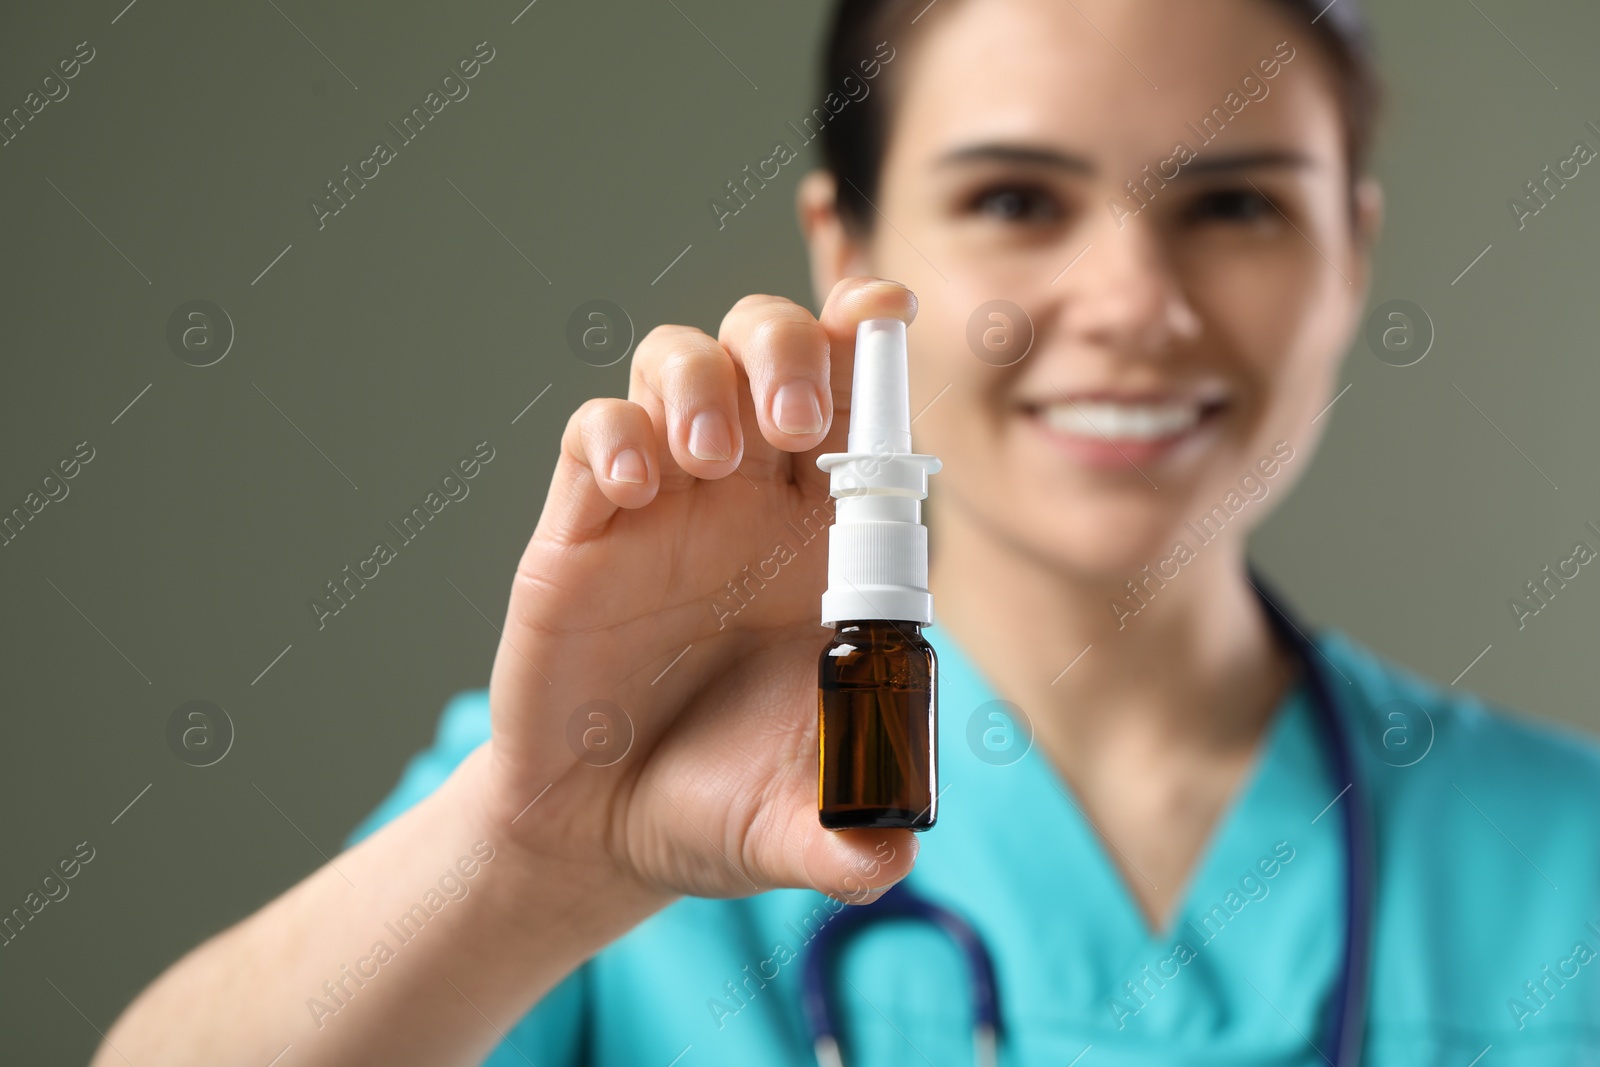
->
[1315, 627, 1600, 891]
[1315, 626, 1600, 787]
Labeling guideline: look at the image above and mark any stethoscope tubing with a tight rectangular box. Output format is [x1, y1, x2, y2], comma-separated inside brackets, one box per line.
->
[1253, 569, 1374, 1067]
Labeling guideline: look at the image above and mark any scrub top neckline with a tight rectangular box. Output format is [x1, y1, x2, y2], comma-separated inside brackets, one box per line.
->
[923, 617, 1315, 950]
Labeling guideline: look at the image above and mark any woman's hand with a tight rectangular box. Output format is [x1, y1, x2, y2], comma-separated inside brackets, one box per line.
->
[480, 276, 921, 907]
[91, 277, 925, 1067]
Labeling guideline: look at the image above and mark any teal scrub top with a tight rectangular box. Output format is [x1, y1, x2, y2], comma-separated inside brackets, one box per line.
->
[348, 622, 1600, 1065]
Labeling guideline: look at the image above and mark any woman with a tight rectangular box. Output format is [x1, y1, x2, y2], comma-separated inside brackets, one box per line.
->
[99, 0, 1600, 1063]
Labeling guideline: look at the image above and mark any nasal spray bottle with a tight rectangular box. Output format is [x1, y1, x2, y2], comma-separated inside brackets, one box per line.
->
[815, 318, 942, 831]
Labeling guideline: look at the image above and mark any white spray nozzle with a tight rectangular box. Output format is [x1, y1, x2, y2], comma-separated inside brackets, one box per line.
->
[814, 317, 941, 627]
[848, 318, 912, 455]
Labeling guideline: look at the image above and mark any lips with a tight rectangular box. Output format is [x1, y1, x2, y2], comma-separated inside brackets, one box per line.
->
[1019, 391, 1230, 468]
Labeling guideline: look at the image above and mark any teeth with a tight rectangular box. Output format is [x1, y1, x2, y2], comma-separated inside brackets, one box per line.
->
[1043, 401, 1201, 441]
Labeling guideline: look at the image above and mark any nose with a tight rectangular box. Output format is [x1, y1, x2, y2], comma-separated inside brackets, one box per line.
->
[1061, 218, 1201, 358]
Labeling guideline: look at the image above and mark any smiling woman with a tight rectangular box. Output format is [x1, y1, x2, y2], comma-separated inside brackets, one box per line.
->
[94, 2, 1600, 1065]
[801, 0, 1380, 611]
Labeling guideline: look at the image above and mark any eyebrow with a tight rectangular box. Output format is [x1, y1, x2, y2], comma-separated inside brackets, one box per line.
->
[1180, 149, 1315, 176]
[934, 142, 1315, 177]
[935, 143, 1095, 172]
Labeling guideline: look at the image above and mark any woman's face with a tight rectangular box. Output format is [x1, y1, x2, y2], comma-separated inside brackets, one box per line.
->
[814, 0, 1376, 582]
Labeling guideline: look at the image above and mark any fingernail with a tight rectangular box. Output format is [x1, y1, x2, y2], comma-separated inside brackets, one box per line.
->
[688, 410, 733, 462]
[609, 448, 647, 484]
[772, 379, 824, 435]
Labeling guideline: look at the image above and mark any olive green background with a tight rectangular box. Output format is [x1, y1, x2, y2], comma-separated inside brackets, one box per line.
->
[2, 0, 1598, 1062]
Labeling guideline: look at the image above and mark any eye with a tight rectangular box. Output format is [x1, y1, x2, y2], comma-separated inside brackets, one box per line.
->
[969, 183, 1062, 224]
[1188, 188, 1275, 225]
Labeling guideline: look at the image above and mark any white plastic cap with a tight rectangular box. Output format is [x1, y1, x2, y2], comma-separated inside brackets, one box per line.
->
[815, 318, 942, 626]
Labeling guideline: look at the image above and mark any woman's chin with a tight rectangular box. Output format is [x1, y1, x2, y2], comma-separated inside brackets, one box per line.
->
[1021, 511, 1212, 590]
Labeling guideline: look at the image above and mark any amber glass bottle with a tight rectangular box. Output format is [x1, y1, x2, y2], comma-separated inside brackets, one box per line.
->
[818, 620, 938, 830]
[814, 317, 940, 832]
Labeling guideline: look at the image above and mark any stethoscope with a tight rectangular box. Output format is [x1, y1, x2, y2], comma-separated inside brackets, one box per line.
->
[799, 570, 1375, 1067]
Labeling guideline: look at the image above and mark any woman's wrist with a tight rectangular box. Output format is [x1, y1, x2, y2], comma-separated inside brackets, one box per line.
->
[448, 741, 676, 968]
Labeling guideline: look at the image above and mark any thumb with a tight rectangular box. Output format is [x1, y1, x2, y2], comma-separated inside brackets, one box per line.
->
[798, 822, 919, 905]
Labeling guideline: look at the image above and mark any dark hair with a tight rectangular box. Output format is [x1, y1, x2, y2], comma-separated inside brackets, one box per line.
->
[819, 0, 1383, 234]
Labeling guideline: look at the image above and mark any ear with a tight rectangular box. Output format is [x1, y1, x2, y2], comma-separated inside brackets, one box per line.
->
[1350, 175, 1384, 296]
[797, 169, 870, 309]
